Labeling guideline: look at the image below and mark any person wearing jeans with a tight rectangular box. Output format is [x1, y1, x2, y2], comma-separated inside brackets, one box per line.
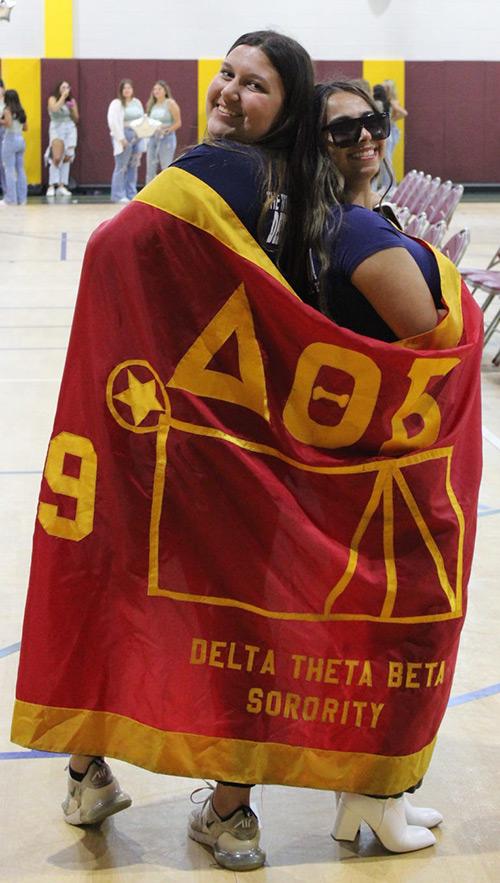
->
[145, 80, 181, 184]
[0, 78, 7, 197]
[111, 127, 144, 202]
[107, 79, 145, 203]
[45, 80, 79, 198]
[1, 89, 27, 205]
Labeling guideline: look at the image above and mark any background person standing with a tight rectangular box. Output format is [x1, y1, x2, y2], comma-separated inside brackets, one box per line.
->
[107, 79, 145, 203]
[0, 89, 28, 205]
[46, 80, 79, 198]
[145, 80, 181, 183]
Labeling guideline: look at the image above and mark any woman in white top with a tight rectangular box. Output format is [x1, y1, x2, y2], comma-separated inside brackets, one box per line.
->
[46, 81, 79, 198]
[107, 79, 145, 204]
[145, 80, 181, 184]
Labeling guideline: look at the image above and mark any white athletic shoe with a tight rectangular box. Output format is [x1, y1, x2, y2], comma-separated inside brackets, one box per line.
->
[57, 185, 71, 197]
[62, 758, 132, 825]
[188, 787, 265, 870]
[46, 185, 55, 198]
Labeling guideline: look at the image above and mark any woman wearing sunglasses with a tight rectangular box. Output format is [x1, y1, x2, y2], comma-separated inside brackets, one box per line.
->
[314, 79, 442, 343]
[312, 78, 452, 852]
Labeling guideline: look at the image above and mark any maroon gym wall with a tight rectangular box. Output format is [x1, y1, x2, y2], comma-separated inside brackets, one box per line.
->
[41, 58, 197, 187]
[405, 61, 500, 183]
[38, 58, 500, 187]
[314, 61, 363, 82]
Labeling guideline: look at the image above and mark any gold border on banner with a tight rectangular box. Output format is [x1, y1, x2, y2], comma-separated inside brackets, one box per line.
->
[11, 699, 436, 796]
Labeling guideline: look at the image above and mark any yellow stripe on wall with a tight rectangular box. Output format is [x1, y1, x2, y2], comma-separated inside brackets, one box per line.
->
[363, 59, 405, 183]
[45, 0, 73, 58]
[1, 59, 41, 185]
[197, 58, 222, 142]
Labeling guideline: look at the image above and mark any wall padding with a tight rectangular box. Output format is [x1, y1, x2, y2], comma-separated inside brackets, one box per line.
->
[40, 59, 197, 186]
[405, 61, 500, 183]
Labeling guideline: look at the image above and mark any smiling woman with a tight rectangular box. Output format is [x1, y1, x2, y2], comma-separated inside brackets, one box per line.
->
[308, 76, 483, 853]
[11, 27, 339, 876]
[205, 44, 285, 143]
[314, 79, 443, 341]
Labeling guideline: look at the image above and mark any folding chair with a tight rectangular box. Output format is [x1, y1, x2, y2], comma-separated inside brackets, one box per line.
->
[459, 246, 500, 360]
[477, 275, 500, 347]
[425, 180, 453, 224]
[394, 170, 425, 212]
[441, 228, 470, 266]
[410, 176, 442, 216]
[404, 212, 429, 239]
[394, 206, 411, 228]
[461, 246, 500, 283]
[423, 219, 448, 248]
[406, 174, 432, 215]
[389, 170, 417, 207]
[437, 184, 464, 226]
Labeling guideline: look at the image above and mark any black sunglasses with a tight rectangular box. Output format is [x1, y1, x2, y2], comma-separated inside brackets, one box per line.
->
[322, 111, 391, 148]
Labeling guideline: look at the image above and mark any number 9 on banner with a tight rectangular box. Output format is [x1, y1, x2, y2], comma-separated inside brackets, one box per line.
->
[38, 432, 97, 541]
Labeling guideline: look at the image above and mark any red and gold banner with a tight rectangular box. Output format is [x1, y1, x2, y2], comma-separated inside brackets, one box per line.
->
[12, 166, 483, 795]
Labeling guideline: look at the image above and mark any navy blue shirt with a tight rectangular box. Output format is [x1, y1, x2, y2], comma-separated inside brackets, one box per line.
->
[326, 204, 442, 341]
[173, 143, 285, 262]
[174, 146, 442, 342]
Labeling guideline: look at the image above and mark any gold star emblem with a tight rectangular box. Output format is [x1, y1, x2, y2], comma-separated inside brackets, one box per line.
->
[113, 369, 164, 426]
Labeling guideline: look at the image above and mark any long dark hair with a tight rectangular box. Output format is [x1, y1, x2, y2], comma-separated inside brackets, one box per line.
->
[312, 78, 395, 315]
[373, 83, 390, 115]
[314, 78, 394, 202]
[51, 80, 73, 101]
[118, 79, 134, 104]
[146, 80, 172, 114]
[4, 89, 26, 124]
[220, 30, 337, 300]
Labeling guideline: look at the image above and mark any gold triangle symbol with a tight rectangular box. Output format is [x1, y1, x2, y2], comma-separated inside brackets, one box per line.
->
[168, 282, 269, 421]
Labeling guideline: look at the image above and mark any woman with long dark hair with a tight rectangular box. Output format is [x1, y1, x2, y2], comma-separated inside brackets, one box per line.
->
[107, 78, 145, 203]
[176, 29, 335, 299]
[46, 80, 79, 198]
[13, 30, 335, 872]
[0, 88, 27, 205]
[310, 77, 480, 854]
[313, 78, 441, 339]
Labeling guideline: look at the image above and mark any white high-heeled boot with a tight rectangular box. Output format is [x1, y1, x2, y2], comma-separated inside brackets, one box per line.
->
[404, 794, 443, 828]
[334, 791, 443, 829]
[332, 793, 436, 853]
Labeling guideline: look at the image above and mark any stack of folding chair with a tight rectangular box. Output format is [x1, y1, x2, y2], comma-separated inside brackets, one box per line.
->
[460, 247, 500, 362]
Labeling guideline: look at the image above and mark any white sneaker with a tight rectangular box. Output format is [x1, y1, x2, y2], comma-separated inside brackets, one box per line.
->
[188, 789, 265, 870]
[62, 758, 132, 825]
[46, 185, 55, 198]
[118, 197, 130, 203]
[57, 185, 71, 197]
